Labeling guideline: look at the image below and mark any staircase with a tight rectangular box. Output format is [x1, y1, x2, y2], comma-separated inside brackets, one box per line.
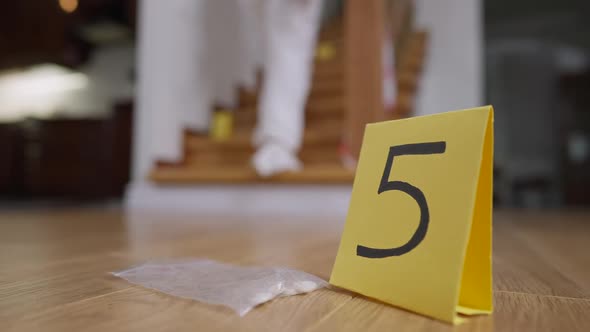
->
[150, 20, 427, 184]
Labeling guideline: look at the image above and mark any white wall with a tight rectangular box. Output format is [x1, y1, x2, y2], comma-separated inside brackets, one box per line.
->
[414, 0, 483, 115]
[131, 0, 210, 184]
[131, 0, 160, 184]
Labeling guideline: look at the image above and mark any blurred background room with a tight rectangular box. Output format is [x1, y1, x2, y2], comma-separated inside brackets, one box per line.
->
[0, 0, 589, 214]
[2, 3, 590, 331]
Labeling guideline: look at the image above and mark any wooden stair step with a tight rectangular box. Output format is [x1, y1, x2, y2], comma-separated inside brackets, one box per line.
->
[388, 90, 414, 119]
[312, 61, 343, 79]
[310, 79, 343, 96]
[232, 95, 344, 126]
[237, 89, 259, 107]
[230, 112, 343, 132]
[150, 163, 354, 184]
[186, 122, 342, 152]
[397, 70, 420, 91]
[397, 31, 428, 72]
[186, 146, 340, 166]
[186, 135, 342, 155]
[319, 19, 343, 40]
[238, 80, 344, 108]
[306, 95, 345, 114]
[231, 108, 258, 125]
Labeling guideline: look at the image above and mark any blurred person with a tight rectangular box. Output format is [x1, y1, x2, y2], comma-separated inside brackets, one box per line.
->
[252, 0, 323, 177]
[137, 0, 323, 176]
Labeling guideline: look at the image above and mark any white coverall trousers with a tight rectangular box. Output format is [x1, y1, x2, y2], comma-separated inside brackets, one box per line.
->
[138, 0, 323, 176]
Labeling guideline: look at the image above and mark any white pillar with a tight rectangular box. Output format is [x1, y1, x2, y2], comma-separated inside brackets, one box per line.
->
[414, 0, 483, 115]
[133, 0, 210, 182]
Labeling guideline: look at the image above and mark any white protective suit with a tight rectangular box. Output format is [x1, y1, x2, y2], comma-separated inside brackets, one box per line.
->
[137, 0, 323, 177]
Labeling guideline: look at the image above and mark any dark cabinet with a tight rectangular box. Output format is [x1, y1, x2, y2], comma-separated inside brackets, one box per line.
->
[0, 103, 132, 199]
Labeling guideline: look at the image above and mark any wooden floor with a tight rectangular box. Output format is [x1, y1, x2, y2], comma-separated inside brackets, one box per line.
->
[1, 208, 589, 331]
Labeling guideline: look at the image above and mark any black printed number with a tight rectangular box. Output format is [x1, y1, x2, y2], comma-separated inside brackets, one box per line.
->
[356, 142, 447, 258]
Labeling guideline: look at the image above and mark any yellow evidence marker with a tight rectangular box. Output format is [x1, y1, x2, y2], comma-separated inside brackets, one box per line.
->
[330, 106, 494, 324]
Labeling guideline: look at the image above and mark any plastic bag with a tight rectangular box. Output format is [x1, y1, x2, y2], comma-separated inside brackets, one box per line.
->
[112, 259, 328, 316]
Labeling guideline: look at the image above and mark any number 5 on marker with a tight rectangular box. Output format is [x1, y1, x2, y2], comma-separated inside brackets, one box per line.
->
[330, 106, 494, 324]
[357, 142, 446, 258]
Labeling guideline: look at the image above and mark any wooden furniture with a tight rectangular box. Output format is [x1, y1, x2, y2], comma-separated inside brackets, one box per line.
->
[1, 208, 589, 331]
[559, 70, 590, 206]
[0, 103, 132, 199]
[0, 123, 25, 196]
[150, 0, 428, 184]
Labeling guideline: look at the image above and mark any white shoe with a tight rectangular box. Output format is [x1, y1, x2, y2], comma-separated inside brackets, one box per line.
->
[251, 142, 302, 177]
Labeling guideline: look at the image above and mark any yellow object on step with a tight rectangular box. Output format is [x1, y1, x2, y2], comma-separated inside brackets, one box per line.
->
[316, 42, 336, 61]
[211, 111, 234, 142]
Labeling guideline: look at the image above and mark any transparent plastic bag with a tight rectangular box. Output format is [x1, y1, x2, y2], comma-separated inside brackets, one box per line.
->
[112, 259, 328, 316]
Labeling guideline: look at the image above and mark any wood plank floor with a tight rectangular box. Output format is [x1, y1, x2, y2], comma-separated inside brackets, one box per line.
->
[1, 208, 588, 331]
